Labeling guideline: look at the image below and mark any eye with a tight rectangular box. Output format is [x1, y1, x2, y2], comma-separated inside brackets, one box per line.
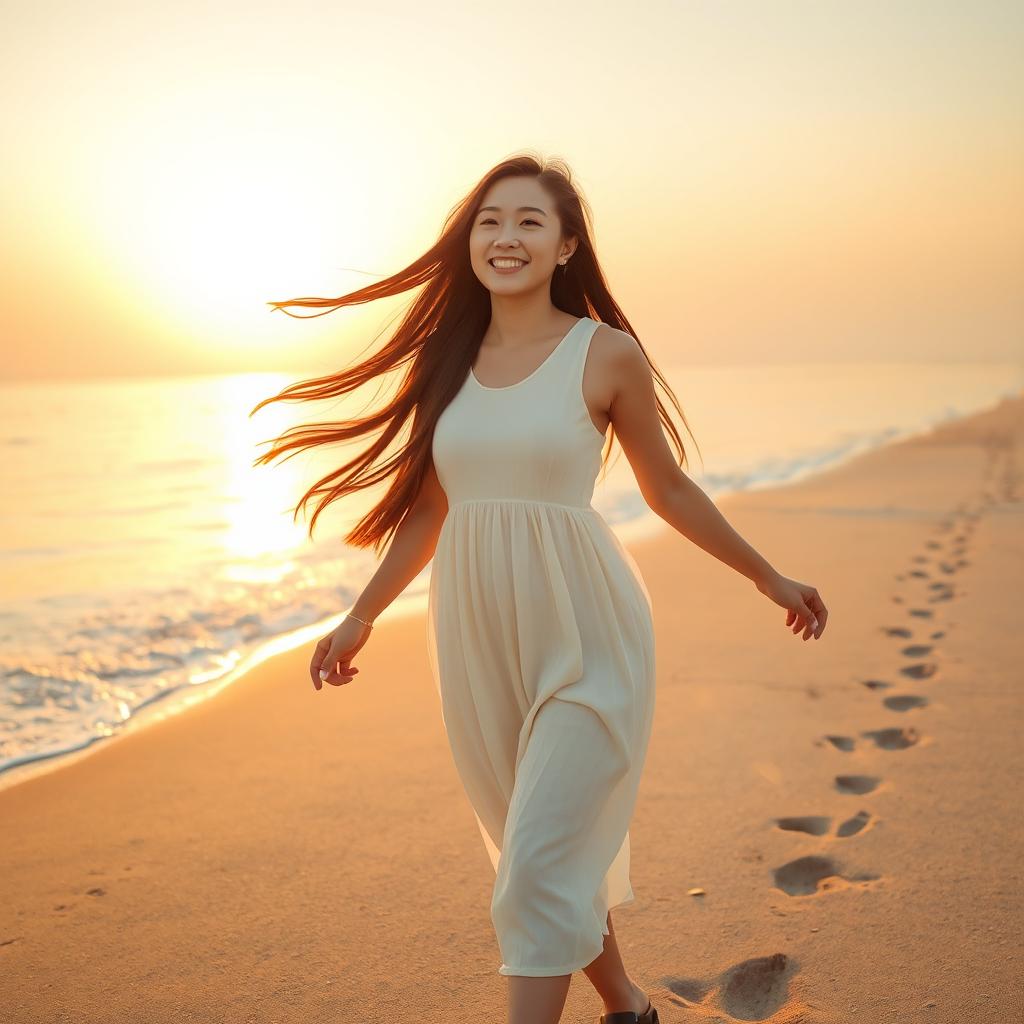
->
[479, 218, 541, 226]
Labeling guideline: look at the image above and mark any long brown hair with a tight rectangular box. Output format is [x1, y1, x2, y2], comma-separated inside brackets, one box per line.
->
[250, 152, 701, 555]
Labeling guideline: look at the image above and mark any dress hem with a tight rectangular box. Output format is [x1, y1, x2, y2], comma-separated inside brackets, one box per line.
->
[495, 893, 637, 977]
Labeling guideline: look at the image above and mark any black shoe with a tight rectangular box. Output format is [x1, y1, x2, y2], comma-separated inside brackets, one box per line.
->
[599, 998, 659, 1024]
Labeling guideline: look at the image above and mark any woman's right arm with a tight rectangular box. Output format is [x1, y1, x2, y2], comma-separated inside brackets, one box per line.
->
[310, 457, 448, 690]
[348, 456, 448, 627]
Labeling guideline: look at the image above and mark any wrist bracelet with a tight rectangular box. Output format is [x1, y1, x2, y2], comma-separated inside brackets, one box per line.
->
[346, 612, 374, 630]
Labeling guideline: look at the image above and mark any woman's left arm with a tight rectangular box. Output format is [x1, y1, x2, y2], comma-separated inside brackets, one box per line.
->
[598, 327, 828, 642]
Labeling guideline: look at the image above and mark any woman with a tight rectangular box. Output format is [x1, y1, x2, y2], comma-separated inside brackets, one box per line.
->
[252, 152, 827, 1024]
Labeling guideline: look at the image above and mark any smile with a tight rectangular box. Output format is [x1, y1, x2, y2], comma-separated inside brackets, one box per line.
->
[489, 257, 528, 274]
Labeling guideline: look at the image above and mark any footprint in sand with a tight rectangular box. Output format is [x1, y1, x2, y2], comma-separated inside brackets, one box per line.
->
[862, 726, 921, 749]
[883, 626, 914, 638]
[862, 679, 893, 691]
[774, 815, 831, 836]
[883, 694, 929, 712]
[834, 774, 881, 795]
[774, 810, 874, 838]
[836, 809, 874, 837]
[927, 582, 956, 603]
[718, 954, 796, 1020]
[665, 952, 801, 1022]
[930, 630, 946, 639]
[901, 644, 933, 657]
[908, 608, 934, 619]
[819, 734, 855, 751]
[900, 662, 938, 680]
[772, 854, 879, 896]
[815, 731, 921, 751]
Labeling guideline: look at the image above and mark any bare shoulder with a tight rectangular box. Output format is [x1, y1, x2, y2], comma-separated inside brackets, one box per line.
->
[592, 321, 644, 357]
[582, 323, 650, 431]
[591, 321, 632, 347]
[590, 322, 650, 382]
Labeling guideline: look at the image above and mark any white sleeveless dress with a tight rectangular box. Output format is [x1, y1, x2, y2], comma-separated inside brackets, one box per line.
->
[426, 315, 657, 977]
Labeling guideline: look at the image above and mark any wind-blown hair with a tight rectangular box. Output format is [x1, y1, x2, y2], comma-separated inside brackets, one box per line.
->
[250, 152, 701, 555]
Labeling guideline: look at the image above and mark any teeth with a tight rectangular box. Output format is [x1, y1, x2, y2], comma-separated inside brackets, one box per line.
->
[491, 258, 525, 268]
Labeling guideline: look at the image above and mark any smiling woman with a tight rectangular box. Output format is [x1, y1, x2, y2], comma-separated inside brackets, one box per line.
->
[247, 151, 704, 1024]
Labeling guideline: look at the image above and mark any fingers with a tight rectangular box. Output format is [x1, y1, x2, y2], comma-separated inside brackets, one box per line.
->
[791, 597, 828, 640]
[790, 604, 818, 641]
[778, 584, 828, 641]
[317, 659, 360, 689]
[807, 592, 828, 639]
[311, 635, 362, 691]
[327, 664, 360, 687]
[310, 635, 331, 690]
[814, 607, 828, 637]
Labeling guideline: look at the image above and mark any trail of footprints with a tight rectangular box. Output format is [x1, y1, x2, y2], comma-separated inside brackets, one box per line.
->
[664, 432, 1021, 1020]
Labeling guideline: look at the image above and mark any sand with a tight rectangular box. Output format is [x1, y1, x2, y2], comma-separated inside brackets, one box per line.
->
[1, 393, 1021, 1024]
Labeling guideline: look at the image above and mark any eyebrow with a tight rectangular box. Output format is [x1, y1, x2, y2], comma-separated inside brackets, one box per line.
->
[478, 206, 548, 216]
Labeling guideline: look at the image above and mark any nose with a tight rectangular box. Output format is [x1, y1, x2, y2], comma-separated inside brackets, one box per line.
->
[493, 225, 522, 246]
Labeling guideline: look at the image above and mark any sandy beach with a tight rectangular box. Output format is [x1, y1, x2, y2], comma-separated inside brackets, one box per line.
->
[2, 393, 1021, 1024]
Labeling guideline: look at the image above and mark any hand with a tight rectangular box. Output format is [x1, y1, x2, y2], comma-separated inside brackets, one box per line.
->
[755, 571, 828, 641]
[310, 615, 371, 691]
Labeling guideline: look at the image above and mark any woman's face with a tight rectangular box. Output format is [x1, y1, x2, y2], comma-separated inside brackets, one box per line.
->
[469, 176, 575, 293]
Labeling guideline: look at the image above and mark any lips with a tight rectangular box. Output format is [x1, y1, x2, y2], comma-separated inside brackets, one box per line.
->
[488, 257, 528, 266]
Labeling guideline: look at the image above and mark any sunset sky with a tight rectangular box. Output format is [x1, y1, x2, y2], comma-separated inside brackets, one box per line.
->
[2, 1, 1021, 381]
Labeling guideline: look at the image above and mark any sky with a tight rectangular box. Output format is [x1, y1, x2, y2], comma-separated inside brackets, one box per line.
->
[2, 0, 1022, 381]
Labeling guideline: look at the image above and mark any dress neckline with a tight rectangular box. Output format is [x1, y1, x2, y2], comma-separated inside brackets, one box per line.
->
[470, 317, 588, 391]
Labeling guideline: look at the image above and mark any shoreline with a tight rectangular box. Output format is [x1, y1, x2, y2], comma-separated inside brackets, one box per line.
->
[3, 387, 1017, 796]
